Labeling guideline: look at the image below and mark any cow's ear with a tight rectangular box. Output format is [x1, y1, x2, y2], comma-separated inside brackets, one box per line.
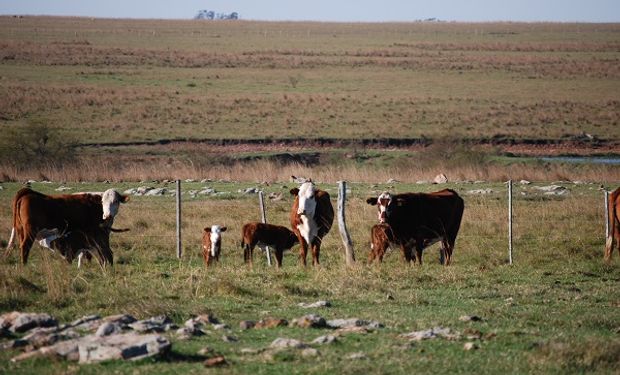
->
[366, 197, 378, 205]
[290, 188, 300, 196]
[204, 227, 211, 233]
[121, 195, 130, 203]
[220, 226, 227, 232]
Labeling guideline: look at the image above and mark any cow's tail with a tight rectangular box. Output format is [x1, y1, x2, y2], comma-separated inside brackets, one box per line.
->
[5, 189, 31, 258]
[605, 194, 617, 261]
[3, 228, 16, 257]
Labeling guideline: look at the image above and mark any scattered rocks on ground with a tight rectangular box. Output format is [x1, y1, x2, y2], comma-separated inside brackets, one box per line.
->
[239, 320, 256, 330]
[459, 315, 483, 322]
[347, 352, 367, 360]
[298, 300, 331, 309]
[0, 312, 58, 333]
[269, 338, 308, 349]
[326, 318, 383, 330]
[464, 342, 479, 351]
[129, 315, 176, 333]
[239, 187, 258, 194]
[433, 174, 448, 184]
[519, 180, 531, 185]
[222, 335, 238, 343]
[291, 314, 327, 329]
[533, 185, 569, 196]
[399, 326, 461, 341]
[467, 189, 493, 195]
[11, 333, 170, 364]
[55, 186, 72, 191]
[255, 318, 288, 329]
[311, 335, 338, 345]
[301, 348, 320, 357]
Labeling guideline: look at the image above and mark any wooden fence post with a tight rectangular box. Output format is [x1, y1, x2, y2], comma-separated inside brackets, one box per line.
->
[337, 181, 356, 266]
[176, 180, 182, 259]
[258, 191, 272, 266]
[508, 179, 513, 265]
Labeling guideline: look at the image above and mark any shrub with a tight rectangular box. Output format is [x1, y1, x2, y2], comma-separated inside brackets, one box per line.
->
[0, 120, 76, 170]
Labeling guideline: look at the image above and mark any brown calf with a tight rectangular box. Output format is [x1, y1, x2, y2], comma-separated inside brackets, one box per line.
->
[202, 225, 227, 267]
[369, 223, 397, 263]
[241, 222, 298, 268]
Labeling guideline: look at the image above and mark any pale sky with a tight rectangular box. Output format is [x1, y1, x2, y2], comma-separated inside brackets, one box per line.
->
[0, 0, 618, 22]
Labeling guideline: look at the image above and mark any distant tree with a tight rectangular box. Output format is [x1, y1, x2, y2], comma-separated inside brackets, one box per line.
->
[0, 120, 75, 169]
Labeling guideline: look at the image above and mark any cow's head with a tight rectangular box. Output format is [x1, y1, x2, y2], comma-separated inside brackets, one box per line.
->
[204, 225, 227, 257]
[366, 191, 392, 223]
[101, 189, 130, 225]
[290, 181, 317, 219]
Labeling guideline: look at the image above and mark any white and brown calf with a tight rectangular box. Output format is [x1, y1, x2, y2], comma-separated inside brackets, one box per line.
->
[202, 225, 227, 267]
[241, 222, 298, 268]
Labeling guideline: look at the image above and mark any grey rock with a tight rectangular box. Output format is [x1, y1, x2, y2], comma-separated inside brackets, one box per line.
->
[78, 333, 171, 364]
[298, 300, 331, 309]
[301, 348, 320, 357]
[4, 312, 58, 333]
[291, 314, 327, 329]
[399, 326, 461, 341]
[239, 320, 256, 330]
[311, 335, 337, 345]
[348, 352, 367, 360]
[269, 338, 308, 349]
[96, 322, 123, 337]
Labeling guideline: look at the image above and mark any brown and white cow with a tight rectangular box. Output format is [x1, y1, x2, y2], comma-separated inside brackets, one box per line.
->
[289, 181, 334, 266]
[240, 222, 298, 268]
[202, 225, 226, 267]
[366, 189, 464, 265]
[605, 187, 620, 262]
[5, 187, 129, 267]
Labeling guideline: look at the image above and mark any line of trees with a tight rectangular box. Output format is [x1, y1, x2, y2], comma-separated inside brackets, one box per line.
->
[195, 10, 239, 20]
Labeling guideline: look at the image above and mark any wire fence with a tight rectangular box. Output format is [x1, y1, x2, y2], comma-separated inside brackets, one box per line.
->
[0, 180, 611, 266]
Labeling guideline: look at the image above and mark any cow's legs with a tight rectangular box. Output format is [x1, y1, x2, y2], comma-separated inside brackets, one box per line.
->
[311, 241, 320, 266]
[243, 243, 254, 265]
[415, 241, 424, 265]
[400, 244, 412, 263]
[442, 240, 454, 266]
[274, 247, 284, 268]
[298, 236, 308, 266]
[19, 229, 35, 265]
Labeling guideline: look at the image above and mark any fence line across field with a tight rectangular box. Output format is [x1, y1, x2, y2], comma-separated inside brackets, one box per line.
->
[166, 180, 611, 265]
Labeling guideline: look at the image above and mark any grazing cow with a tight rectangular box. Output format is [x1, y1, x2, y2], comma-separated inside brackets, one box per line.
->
[5, 188, 129, 266]
[366, 189, 464, 265]
[289, 181, 334, 266]
[202, 225, 226, 267]
[240, 222, 299, 268]
[605, 187, 620, 261]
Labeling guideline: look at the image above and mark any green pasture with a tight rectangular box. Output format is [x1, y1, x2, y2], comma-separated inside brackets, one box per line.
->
[0, 180, 618, 374]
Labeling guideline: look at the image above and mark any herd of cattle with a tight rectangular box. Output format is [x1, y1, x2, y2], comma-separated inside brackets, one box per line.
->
[4, 182, 620, 269]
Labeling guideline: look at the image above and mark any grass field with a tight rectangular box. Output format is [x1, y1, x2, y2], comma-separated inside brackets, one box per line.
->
[0, 18, 618, 149]
[0, 17, 619, 373]
[0, 180, 619, 374]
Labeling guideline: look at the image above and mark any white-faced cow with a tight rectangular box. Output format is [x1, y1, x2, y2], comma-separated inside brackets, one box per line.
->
[605, 187, 620, 262]
[289, 181, 334, 266]
[240, 222, 298, 268]
[202, 225, 226, 267]
[366, 189, 464, 265]
[5, 188, 129, 267]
